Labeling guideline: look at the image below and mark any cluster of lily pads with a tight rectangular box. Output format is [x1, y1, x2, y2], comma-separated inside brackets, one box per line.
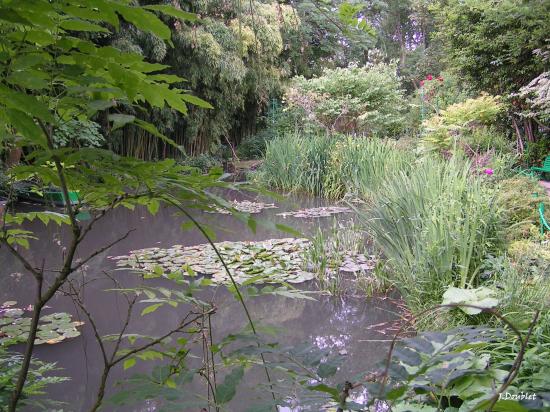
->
[111, 238, 317, 285]
[206, 200, 277, 215]
[277, 206, 351, 219]
[339, 253, 377, 273]
[0, 301, 84, 345]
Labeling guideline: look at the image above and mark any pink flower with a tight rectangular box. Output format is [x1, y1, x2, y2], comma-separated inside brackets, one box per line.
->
[426, 74, 433, 81]
[420, 80, 425, 87]
[484, 168, 494, 175]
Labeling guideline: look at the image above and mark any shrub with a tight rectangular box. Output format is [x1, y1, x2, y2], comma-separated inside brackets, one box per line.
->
[461, 126, 512, 154]
[414, 71, 471, 119]
[53, 120, 104, 148]
[508, 240, 550, 277]
[421, 93, 504, 153]
[177, 154, 223, 174]
[524, 137, 550, 167]
[498, 175, 550, 240]
[236, 129, 274, 160]
[360, 156, 504, 312]
[285, 63, 407, 136]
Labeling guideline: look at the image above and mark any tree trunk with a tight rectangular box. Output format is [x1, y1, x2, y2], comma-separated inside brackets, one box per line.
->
[6, 147, 22, 167]
[512, 117, 524, 154]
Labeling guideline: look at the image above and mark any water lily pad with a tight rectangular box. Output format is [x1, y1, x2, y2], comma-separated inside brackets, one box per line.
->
[206, 200, 277, 215]
[277, 206, 351, 219]
[0, 301, 84, 346]
[339, 253, 377, 273]
[110, 238, 316, 285]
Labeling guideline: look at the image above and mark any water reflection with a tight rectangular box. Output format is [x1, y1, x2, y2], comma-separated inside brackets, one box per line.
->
[0, 193, 397, 411]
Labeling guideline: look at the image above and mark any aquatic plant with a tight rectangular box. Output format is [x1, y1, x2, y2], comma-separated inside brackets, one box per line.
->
[257, 134, 414, 199]
[277, 206, 351, 219]
[303, 219, 381, 296]
[359, 156, 504, 312]
[0, 302, 84, 346]
[323, 136, 414, 199]
[112, 238, 317, 285]
[206, 200, 277, 215]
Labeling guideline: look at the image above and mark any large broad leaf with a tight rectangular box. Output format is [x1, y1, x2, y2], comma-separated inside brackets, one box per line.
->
[442, 286, 499, 315]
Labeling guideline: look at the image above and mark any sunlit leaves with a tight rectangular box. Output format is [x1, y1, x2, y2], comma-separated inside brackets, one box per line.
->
[4, 211, 70, 226]
[116, 4, 171, 40]
[123, 358, 136, 370]
[338, 2, 376, 36]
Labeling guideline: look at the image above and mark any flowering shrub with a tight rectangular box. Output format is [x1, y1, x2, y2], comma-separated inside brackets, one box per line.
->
[285, 63, 407, 136]
[420, 93, 504, 153]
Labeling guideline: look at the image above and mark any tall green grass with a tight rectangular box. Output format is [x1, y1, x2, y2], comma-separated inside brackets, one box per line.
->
[324, 136, 414, 199]
[256, 132, 332, 195]
[257, 133, 414, 198]
[359, 156, 504, 312]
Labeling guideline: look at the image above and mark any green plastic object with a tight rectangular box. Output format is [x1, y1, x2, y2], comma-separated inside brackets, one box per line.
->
[540, 202, 550, 235]
[531, 155, 550, 179]
[44, 189, 79, 206]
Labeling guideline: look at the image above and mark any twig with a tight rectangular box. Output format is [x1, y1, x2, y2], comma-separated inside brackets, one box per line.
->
[71, 229, 134, 272]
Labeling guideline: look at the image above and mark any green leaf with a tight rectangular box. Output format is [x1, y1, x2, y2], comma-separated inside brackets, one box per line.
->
[442, 286, 499, 315]
[317, 362, 338, 378]
[180, 93, 213, 109]
[123, 358, 136, 370]
[180, 221, 195, 231]
[11, 53, 50, 70]
[4, 108, 47, 147]
[247, 217, 257, 233]
[492, 400, 529, 412]
[133, 119, 181, 151]
[116, 5, 171, 40]
[0, 85, 55, 123]
[215, 366, 244, 404]
[307, 383, 339, 399]
[164, 377, 177, 388]
[146, 199, 160, 215]
[60, 19, 109, 32]
[108, 114, 135, 130]
[141, 303, 163, 316]
[143, 5, 197, 22]
[7, 70, 49, 90]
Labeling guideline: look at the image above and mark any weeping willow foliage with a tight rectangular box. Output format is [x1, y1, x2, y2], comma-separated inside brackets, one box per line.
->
[110, 1, 301, 158]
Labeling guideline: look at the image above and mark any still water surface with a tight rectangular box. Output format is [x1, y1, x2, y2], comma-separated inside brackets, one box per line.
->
[0, 192, 397, 411]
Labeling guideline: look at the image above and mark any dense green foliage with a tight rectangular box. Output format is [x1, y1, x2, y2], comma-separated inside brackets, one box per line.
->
[257, 134, 413, 197]
[433, 0, 549, 96]
[421, 94, 504, 153]
[286, 63, 407, 136]
[362, 156, 503, 312]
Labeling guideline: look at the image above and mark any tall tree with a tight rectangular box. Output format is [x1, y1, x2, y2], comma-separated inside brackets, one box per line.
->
[433, 0, 550, 144]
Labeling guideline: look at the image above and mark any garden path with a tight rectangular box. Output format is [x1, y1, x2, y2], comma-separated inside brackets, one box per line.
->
[540, 180, 550, 198]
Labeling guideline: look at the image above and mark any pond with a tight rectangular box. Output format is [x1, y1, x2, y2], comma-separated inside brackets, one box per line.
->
[0, 192, 399, 411]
